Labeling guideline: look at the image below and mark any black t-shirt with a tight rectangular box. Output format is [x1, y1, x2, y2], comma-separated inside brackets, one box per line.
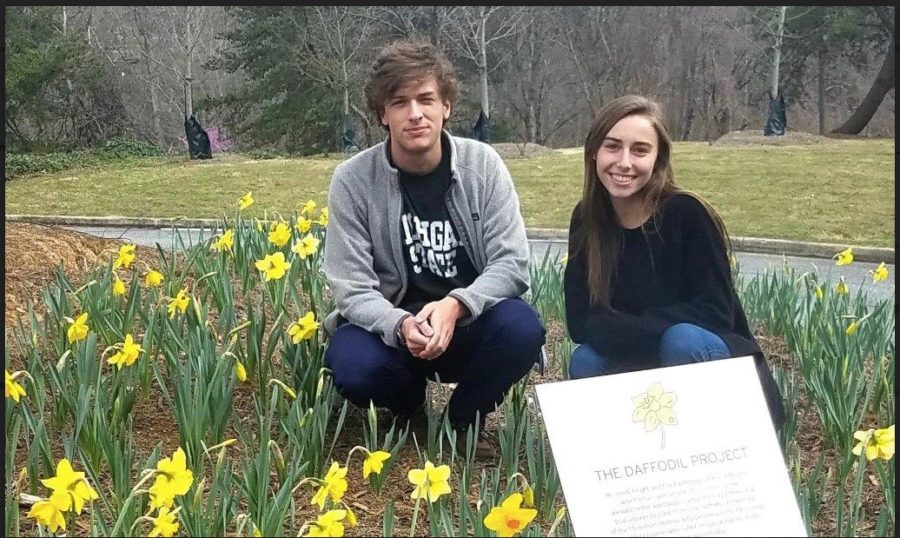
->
[392, 137, 478, 314]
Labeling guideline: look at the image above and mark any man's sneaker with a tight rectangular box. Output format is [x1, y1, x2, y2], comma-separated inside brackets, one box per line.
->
[453, 425, 498, 460]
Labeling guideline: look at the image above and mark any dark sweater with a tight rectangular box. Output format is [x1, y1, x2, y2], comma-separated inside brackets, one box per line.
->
[564, 193, 785, 427]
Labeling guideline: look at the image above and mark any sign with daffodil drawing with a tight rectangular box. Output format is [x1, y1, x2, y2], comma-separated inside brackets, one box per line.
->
[535, 355, 807, 537]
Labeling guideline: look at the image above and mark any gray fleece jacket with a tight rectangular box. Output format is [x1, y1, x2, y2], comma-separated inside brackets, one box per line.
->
[323, 132, 531, 349]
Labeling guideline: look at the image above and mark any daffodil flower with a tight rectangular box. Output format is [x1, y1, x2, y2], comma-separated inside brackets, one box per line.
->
[113, 243, 137, 269]
[292, 233, 321, 260]
[112, 273, 127, 296]
[211, 229, 235, 252]
[296, 217, 313, 234]
[6, 369, 27, 402]
[814, 285, 824, 300]
[40, 458, 99, 514]
[27, 492, 71, 532]
[304, 509, 347, 537]
[107, 334, 144, 369]
[238, 191, 254, 210]
[288, 312, 320, 344]
[235, 360, 247, 382]
[268, 221, 292, 247]
[852, 424, 894, 461]
[483, 493, 538, 537]
[311, 461, 348, 510]
[317, 207, 329, 227]
[872, 262, 889, 283]
[559, 254, 568, 266]
[148, 448, 194, 510]
[835, 277, 849, 296]
[145, 269, 165, 288]
[362, 450, 391, 479]
[408, 461, 451, 503]
[255, 252, 291, 281]
[834, 247, 854, 266]
[846, 321, 859, 336]
[167, 289, 190, 318]
[301, 199, 317, 217]
[67, 312, 90, 343]
[148, 506, 181, 537]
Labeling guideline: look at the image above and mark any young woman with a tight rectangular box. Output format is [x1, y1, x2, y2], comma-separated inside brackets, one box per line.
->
[564, 95, 784, 429]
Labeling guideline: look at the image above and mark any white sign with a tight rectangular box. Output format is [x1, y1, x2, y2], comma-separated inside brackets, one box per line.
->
[535, 355, 807, 537]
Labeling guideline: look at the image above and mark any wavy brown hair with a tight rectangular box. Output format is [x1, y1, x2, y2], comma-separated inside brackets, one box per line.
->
[364, 39, 459, 130]
[573, 95, 733, 307]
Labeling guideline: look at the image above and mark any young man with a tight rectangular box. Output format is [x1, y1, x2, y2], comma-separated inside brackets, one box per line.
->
[323, 40, 545, 458]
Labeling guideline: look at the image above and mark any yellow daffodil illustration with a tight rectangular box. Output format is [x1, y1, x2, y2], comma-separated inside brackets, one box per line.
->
[268, 221, 292, 247]
[113, 243, 137, 269]
[67, 312, 90, 343]
[148, 506, 181, 537]
[288, 312, 320, 344]
[255, 252, 291, 281]
[408, 461, 451, 503]
[362, 450, 391, 479]
[311, 461, 348, 510]
[40, 458, 99, 514]
[167, 289, 190, 319]
[292, 233, 321, 260]
[211, 229, 234, 252]
[148, 447, 194, 510]
[852, 425, 894, 461]
[872, 262, 889, 283]
[6, 369, 27, 402]
[483, 492, 538, 537]
[107, 334, 144, 369]
[145, 269, 164, 288]
[834, 247, 853, 266]
[238, 191, 254, 210]
[632, 382, 678, 448]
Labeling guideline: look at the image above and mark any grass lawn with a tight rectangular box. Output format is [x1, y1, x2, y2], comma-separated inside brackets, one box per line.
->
[5, 139, 895, 247]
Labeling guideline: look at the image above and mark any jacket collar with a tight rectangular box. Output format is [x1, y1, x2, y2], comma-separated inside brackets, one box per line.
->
[379, 130, 459, 183]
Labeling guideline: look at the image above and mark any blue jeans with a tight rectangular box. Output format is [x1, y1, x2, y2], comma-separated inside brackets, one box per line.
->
[569, 323, 731, 379]
[325, 298, 545, 429]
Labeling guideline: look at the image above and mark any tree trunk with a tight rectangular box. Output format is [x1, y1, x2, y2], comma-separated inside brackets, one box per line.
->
[817, 48, 826, 135]
[430, 6, 441, 47]
[479, 19, 490, 119]
[831, 39, 894, 135]
[184, 8, 194, 118]
[770, 6, 786, 99]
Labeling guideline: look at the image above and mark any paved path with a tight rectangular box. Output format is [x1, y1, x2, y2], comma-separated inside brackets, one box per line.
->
[60, 224, 895, 304]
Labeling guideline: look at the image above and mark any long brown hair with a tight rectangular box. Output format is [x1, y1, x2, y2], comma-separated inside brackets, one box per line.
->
[573, 95, 733, 307]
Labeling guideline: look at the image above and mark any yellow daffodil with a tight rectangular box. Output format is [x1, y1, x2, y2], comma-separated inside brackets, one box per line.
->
[148, 447, 194, 510]
[27, 492, 71, 533]
[522, 486, 535, 509]
[846, 321, 859, 336]
[317, 207, 329, 227]
[112, 273, 127, 296]
[559, 254, 568, 266]
[872, 262, 889, 283]
[167, 289, 190, 319]
[311, 461, 348, 510]
[296, 217, 313, 234]
[301, 199, 317, 217]
[362, 450, 391, 479]
[344, 506, 357, 527]
[40, 458, 99, 514]
[835, 277, 849, 296]
[238, 191, 254, 210]
[632, 382, 677, 432]
[408, 461, 451, 503]
[67, 312, 90, 344]
[108, 334, 144, 369]
[268, 221, 292, 247]
[484, 493, 538, 537]
[292, 233, 321, 260]
[211, 229, 235, 252]
[288, 312, 320, 344]
[113, 243, 137, 269]
[815, 285, 824, 300]
[6, 370, 27, 402]
[148, 506, 180, 537]
[304, 509, 347, 537]
[255, 252, 291, 281]
[235, 360, 247, 382]
[834, 247, 854, 266]
[145, 269, 164, 288]
[852, 425, 895, 461]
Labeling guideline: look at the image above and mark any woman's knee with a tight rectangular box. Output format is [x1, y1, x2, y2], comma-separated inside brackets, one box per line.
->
[568, 344, 612, 379]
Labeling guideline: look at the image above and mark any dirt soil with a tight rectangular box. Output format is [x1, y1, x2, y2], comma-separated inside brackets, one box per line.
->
[4, 220, 888, 537]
